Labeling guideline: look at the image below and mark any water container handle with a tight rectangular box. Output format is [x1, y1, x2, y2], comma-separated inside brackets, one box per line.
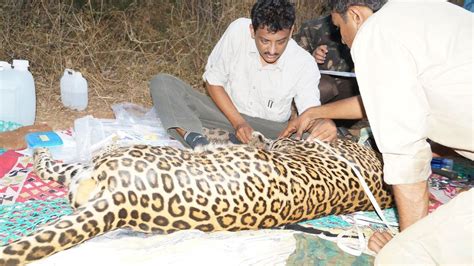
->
[12, 60, 30, 71]
[0, 61, 11, 70]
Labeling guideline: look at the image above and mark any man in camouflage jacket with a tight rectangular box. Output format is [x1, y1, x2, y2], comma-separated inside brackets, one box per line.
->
[294, 14, 359, 104]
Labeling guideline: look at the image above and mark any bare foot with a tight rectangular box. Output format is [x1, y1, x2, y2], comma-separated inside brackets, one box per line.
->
[368, 230, 393, 253]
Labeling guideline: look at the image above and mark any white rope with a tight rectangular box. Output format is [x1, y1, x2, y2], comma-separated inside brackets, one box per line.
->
[311, 139, 398, 235]
[336, 216, 366, 257]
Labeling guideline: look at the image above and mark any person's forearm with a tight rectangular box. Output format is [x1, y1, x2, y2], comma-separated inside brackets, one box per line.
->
[393, 180, 430, 231]
[206, 82, 245, 128]
[307, 95, 366, 120]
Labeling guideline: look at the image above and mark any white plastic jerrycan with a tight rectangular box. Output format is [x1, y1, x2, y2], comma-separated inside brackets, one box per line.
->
[0, 59, 36, 125]
[60, 69, 88, 111]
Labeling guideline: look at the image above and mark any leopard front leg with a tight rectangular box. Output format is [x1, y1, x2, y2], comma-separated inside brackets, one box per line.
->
[33, 148, 89, 186]
[34, 148, 100, 209]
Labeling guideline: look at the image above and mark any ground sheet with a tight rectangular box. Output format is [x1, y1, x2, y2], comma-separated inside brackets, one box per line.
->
[0, 120, 472, 265]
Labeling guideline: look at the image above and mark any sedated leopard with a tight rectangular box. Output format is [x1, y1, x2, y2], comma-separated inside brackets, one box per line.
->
[0, 133, 393, 265]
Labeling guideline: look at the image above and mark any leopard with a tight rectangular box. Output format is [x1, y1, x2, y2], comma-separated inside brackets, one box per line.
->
[0, 132, 393, 266]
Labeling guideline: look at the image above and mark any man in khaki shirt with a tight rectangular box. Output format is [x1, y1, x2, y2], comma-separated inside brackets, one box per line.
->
[281, 0, 473, 264]
[150, 0, 336, 149]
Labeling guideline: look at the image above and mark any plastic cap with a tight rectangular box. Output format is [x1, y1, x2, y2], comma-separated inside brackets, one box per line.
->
[64, 68, 74, 75]
[64, 68, 84, 78]
[13, 59, 30, 70]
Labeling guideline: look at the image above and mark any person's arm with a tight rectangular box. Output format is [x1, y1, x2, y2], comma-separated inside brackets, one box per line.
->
[279, 95, 365, 139]
[206, 82, 253, 143]
[290, 48, 341, 142]
[393, 181, 429, 230]
[306, 95, 365, 120]
[202, 19, 254, 143]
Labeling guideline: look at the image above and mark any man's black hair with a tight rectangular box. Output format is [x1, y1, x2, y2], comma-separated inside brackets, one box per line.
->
[328, 0, 387, 17]
[250, 0, 296, 33]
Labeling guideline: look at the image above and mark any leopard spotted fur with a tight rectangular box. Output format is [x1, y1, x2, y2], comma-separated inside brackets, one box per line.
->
[0, 133, 393, 265]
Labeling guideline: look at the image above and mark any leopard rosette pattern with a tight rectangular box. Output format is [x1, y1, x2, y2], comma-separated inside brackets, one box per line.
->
[0, 134, 393, 265]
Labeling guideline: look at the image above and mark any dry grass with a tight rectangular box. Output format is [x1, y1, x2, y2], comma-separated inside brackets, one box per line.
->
[0, 0, 326, 129]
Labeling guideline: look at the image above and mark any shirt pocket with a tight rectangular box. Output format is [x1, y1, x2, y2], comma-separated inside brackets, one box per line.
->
[256, 85, 293, 121]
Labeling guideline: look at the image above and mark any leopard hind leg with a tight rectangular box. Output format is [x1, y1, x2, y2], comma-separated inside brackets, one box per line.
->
[67, 168, 102, 208]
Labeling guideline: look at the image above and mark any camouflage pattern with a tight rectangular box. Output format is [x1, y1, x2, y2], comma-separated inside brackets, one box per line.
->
[293, 14, 354, 72]
[293, 14, 358, 104]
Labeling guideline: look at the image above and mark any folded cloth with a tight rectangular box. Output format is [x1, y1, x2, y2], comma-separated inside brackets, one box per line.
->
[0, 123, 52, 150]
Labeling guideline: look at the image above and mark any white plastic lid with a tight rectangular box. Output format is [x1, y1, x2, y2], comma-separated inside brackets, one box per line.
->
[64, 68, 84, 78]
[0, 61, 11, 70]
[13, 59, 30, 70]
[64, 68, 74, 75]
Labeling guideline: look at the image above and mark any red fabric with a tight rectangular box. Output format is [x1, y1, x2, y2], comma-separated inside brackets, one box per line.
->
[0, 150, 22, 178]
[0, 151, 67, 205]
[16, 172, 67, 202]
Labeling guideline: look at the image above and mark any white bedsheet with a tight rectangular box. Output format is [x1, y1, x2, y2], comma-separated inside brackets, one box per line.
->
[31, 229, 297, 266]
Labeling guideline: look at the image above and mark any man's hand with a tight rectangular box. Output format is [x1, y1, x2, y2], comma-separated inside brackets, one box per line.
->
[313, 45, 328, 64]
[368, 231, 393, 254]
[279, 111, 317, 140]
[279, 111, 336, 142]
[368, 181, 429, 254]
[234, 121, 254, 144]
[307, 118, 337, 142]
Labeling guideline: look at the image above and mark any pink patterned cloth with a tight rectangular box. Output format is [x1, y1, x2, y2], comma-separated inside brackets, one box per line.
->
[0, 150, 67, 205]
[428, 173, 471, 213]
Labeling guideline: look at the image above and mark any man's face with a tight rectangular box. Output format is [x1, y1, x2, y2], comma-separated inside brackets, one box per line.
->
[251, 25, 293, 65]
[331, 12, 358, 48]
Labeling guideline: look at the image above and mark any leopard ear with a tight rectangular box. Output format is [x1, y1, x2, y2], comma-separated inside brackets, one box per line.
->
[251, 131, 264, 140]
[248, 131, 272, 150]
[253, 131, 271, 144]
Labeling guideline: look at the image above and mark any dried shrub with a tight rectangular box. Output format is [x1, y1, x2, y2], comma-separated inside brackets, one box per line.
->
[0, 0, 325, 128]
